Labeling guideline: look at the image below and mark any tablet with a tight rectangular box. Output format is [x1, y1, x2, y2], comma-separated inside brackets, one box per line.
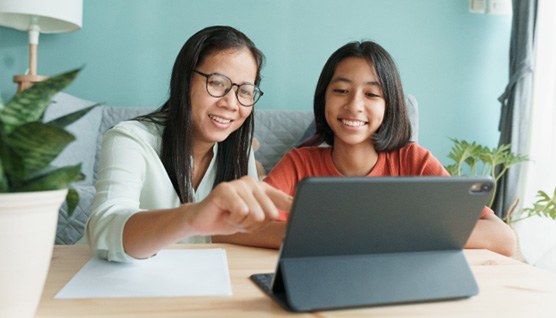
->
[251, 176, 494, 312]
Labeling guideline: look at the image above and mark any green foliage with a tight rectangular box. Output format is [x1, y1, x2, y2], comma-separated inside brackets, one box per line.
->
[508, 188, 556, 223]
[445, 138, 528, 207]
[0, 69, 98, 215]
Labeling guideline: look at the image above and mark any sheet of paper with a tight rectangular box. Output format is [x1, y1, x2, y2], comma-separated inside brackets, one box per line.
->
[55, 248, 232, 299]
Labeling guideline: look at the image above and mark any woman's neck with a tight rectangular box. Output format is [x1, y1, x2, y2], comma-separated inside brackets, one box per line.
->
[191, 142, 215, 190]
[331, 141, 378, 177]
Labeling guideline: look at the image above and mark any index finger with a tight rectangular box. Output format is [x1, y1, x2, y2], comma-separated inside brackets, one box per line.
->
[261, 182, 293, 212]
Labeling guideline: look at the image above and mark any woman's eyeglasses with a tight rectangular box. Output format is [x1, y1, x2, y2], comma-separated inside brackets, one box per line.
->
[193, 70, 263, 107]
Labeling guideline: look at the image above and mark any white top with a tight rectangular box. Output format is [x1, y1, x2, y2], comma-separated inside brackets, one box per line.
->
[86, 120, 258, 262]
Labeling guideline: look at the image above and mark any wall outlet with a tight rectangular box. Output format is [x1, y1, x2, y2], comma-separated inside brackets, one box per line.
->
[488, 0, 512, 15]
[469, 0, 486, 14]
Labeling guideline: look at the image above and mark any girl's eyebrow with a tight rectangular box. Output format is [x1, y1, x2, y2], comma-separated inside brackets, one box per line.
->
[331, 76, 381, 87]
[331, 76, 352, 84]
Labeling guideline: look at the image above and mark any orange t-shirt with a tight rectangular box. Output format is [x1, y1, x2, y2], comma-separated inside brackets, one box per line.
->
[264, 143, 493, 221]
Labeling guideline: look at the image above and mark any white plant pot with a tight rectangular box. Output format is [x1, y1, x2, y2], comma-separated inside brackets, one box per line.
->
[0, 189, 67, 318]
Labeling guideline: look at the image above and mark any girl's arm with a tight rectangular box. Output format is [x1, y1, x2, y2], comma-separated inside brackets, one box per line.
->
[465, 211, 517, 257]
[212, 221, 285, 249]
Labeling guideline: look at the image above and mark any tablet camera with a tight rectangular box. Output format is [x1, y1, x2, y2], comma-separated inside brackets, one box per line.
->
[470, 182, 493, 194]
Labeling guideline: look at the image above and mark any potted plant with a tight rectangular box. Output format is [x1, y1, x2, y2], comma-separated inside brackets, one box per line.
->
[445, 138, 556, 222]
[0, 68, 96, 318]
[444, 138, 528, 208]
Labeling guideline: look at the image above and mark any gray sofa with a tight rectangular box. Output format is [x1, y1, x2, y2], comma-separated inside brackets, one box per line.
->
[46, 93, 418, 244]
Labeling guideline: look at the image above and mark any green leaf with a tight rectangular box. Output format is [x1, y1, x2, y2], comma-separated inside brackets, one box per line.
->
[0, 68, 80, 134]
[0, 135, 25, 183]
[4, 122, 74, 177]
[445, 164, 458, 176]
[445, 139, 482, 176]
[46, 103, 101, 129]
[511, 188, 556, 223]
[503, 151, 528, 168]
[65, 188, 79, 217]
[12, 164, 84, 192]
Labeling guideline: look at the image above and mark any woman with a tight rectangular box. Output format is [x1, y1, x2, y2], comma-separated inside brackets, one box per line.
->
[216, 40, 517, 256]
[86, 26, 291, 262]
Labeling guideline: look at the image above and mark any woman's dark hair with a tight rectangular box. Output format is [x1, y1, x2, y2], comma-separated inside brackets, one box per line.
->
[137, 26, 265, 203]
[303, 41, 411, 151]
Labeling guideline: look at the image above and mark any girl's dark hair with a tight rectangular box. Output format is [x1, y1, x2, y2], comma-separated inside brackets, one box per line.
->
[303, 41, 411, 151]
[137, 26, 264, 203]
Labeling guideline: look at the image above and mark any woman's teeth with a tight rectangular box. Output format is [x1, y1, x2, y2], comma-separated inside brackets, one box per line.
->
[209, 115, 231, 124]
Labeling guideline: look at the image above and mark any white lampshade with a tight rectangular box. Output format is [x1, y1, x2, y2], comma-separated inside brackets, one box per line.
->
[0, 0, 83, 92]
[0, 0, 82, 33]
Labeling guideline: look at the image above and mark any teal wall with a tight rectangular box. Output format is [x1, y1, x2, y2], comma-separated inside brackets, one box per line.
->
[0, 0, 511, 164]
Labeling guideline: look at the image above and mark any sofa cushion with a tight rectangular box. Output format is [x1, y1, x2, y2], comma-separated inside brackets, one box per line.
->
[55, 184, 96, 244]
[43, 93, 102, 184]
[254, 110, 313, 172]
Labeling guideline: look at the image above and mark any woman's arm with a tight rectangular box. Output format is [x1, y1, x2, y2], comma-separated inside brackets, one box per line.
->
[87, 124, 292, 261]
[123, 177, 292, 259]
[212, 150, 303, 248]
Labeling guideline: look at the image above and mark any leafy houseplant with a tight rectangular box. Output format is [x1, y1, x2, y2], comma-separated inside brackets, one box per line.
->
[507, 188, 556, 223]
[0, 68, 96, 213]
[445, 138, 556, 224]
[444, 138, 528, 208]
[0, 68, 97, 318]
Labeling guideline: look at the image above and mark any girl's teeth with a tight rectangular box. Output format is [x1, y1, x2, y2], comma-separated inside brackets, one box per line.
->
[342, 119, 365, 127]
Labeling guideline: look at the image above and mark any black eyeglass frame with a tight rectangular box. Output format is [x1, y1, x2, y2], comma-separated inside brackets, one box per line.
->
[193, 70, 264, 107]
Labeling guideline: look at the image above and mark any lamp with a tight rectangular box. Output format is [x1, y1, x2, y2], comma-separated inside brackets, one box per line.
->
[0, 0, 82, 92]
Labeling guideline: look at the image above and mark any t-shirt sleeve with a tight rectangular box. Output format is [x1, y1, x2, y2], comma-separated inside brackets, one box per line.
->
[401, 143, 450, 176]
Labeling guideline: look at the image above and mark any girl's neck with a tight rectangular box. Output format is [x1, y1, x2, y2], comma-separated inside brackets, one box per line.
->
[331, 141, 378, 176]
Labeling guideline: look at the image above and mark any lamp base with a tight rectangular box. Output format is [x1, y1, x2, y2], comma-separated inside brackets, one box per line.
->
[13, 74, 49, 92]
